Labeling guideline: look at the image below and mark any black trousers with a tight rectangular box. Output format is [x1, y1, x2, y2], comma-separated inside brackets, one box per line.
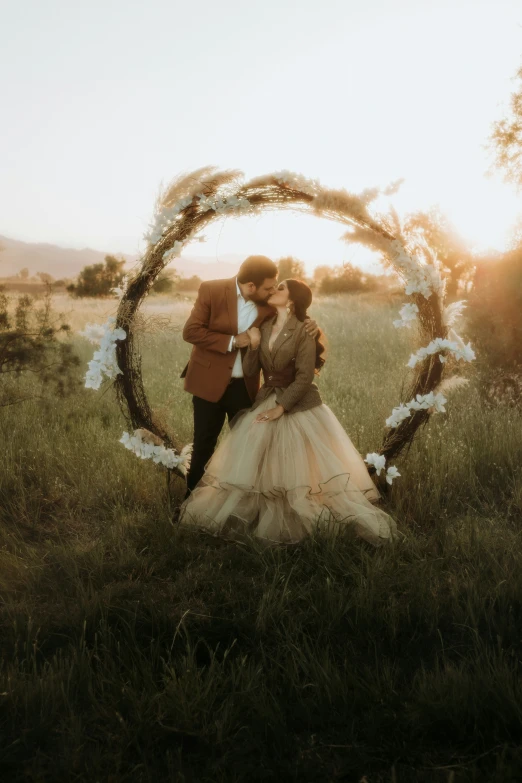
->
[185, 378, 252, 496]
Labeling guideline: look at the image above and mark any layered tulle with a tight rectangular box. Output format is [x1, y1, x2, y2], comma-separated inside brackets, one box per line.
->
[179, 393, 398, 546]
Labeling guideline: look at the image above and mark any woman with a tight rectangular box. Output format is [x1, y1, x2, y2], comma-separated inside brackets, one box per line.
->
[178, 279, 398, 547]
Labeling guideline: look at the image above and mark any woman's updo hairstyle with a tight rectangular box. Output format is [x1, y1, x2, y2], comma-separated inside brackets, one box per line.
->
[286, 278, 327, 372]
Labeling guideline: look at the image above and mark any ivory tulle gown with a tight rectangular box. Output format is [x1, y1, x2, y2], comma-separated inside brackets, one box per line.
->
[178, 391, 398, 547]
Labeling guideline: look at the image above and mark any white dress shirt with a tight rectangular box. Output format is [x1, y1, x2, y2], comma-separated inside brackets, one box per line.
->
[228, 279, 258, 378]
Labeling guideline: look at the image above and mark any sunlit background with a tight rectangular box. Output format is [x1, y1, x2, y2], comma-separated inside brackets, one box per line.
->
[1, 0, 522, 274]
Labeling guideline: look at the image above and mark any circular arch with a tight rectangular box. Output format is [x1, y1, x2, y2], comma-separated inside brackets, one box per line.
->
[113, 167, 461, 486]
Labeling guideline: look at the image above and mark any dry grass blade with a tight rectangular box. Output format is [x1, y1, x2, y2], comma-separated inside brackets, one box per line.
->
[158, 166, 220, 209]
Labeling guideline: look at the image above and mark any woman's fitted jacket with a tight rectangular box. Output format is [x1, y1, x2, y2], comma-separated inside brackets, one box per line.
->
[242, 314, 322, 414]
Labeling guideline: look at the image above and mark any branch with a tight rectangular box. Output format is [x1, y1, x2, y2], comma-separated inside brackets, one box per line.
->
[0, 360, 65, 375]
[0, 394, 45, 408]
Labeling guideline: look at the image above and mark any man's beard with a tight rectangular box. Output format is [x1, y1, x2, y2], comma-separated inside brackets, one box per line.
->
[250, 292, 272, 303]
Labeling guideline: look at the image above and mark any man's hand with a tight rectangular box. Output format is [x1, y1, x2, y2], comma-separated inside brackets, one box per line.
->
[247, 326, 261, 349]
[304, 318, 319, 339]
[255, 404, 285, 423]
[233, 331, 251, 349]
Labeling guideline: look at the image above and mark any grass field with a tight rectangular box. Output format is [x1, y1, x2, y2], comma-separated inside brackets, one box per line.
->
[1, 291, 521, 782]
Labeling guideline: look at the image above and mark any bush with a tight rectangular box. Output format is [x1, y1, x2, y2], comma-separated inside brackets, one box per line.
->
[466, 248, 522, 373]
[0, 284, 81, 408]
[67, 255, 126, 298]
[277, 256, 306, 281]
[150, 271, 202, 294]
[319, 263, 380, 295]
[176, 275, 202, 292]
[150, 269, 179, 295]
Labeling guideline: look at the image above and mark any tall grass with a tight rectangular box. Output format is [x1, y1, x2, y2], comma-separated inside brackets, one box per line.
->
[1, 292, 521, 782]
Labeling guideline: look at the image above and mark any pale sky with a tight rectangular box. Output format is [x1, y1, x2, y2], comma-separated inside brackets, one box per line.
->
[1, 0, 522, 274]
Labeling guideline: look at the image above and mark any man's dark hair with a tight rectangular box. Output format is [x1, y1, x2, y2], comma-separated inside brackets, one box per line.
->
[237, 256, 278, 287]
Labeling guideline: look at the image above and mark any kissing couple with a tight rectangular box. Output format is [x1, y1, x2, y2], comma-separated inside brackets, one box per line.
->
[176, 255, 398, 547]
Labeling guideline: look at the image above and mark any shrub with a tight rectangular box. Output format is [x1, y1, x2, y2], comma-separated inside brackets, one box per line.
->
[150, 269, 179, 295]
[0, 284, 81, 408]
[277, 256, 306, 281]
[67, 255, 126, 298]
[319, 263, 380, 295]
[176, 275, 202, 292]
[466, 248, 522, 373]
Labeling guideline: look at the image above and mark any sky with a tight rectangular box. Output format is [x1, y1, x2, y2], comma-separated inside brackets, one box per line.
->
[1, 0, 522, 274]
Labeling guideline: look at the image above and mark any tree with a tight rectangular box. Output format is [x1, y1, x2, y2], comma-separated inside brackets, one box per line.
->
[404, 208, 474, 297]
[67, 255, 126, 298]
[489, 64, 522, 189]
[319, 262, 379, 295]
[277, 256, 306, 281]
[0, 283, 81, 408]
[467, 247, 522, 372]
[313, 265, 334, 287]
[151, 268, 180, 295]
[177, 274, 203, 292]
[18, 267, 29, 280]
[37, 272, 55, 285]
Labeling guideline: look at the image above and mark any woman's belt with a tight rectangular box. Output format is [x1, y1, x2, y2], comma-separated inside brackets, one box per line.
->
[263, 366, 296, 387]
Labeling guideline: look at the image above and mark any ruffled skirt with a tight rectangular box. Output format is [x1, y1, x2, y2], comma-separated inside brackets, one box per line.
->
[179, 393, 399, 547]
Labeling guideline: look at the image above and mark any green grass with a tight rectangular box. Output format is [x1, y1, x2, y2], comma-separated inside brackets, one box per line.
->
[1, 293, 521, 782]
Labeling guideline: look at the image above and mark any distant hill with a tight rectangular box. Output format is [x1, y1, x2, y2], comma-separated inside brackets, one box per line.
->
[0, 235, 244, 282]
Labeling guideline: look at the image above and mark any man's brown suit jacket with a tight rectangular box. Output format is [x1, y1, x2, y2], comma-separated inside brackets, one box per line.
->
[180, 277, 275, 403]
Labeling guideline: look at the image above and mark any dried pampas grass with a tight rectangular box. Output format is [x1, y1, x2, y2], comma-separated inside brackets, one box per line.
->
[433, 376, 470, 396]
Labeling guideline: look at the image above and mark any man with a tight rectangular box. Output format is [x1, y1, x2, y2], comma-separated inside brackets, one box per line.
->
[180, 255, 318, 496]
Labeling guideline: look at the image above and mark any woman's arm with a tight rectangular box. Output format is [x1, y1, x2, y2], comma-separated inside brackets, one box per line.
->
[278, 328, 316, 412]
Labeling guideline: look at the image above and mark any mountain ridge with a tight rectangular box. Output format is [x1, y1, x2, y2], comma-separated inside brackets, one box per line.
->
[0, 235, 244, 281]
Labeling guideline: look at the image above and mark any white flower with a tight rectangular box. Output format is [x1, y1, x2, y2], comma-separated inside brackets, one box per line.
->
[82, 317, 127, 390]
[195, 194, 251, 215]
[196, 193, 214, 212]
[387, 239, 443, 300]
[79, 323, 106, 344]
[110, 274, 130, 300]
[393, 302, 419, 329]
[405, 279, 432, 298]
[364, 452, 386, 476]
[406, 333, 476, 369]
[385, 403, 412, 428]
[119, 430, 192, 474]
[163, 240, 184, 261]
[386, 391, 447, 429]
[448, 328, 476, 362]
[385, 465, 401, 485]
[144, 195, 193, 245]
[112, 327, 126, 341]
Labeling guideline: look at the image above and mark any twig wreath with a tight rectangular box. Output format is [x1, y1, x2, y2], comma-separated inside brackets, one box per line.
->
[82, 166, 475, 488]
